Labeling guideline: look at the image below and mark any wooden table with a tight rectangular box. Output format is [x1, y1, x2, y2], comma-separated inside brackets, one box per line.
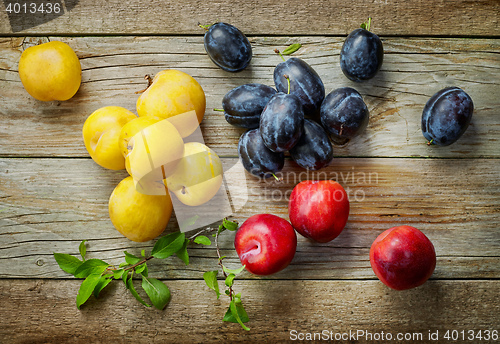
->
[1, 1, 499, 342]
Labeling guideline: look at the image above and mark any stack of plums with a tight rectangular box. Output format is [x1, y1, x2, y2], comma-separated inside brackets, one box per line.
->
[221, 57, 371, 178]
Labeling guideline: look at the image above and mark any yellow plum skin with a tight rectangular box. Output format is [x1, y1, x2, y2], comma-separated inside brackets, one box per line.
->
[18, 41, 82, 101]
[136, 70, 206, 137]
[82, 106, 137, 170]
[166, 142, 223, 206]
[119, 116, 162, 158]
[125, 119, 185, 194]
[109, 176, 173, 242]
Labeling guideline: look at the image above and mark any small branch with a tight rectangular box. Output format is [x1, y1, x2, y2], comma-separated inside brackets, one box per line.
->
[187, 226, 218, 241]
[106, 256, 155, 273]
[215, 229, 233, 300]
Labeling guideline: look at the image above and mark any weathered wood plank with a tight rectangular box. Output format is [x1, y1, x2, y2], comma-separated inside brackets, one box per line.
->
[0, 279, 498, 343]
[1, 36, 499, 158]
[1, 157, 498, 279]
[0, 0, 499, 36]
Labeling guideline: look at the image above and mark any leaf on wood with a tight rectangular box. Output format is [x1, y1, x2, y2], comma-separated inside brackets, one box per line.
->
[223, 298, 250, 331]
[222, 265, 246, 275]
[222, 218, 238, 231]
[282, 43, 302, 55]
[124, 251, 142, 265]
[175, 239, 189, 266]
[225, 273, 236, 288]
[126, 276, 151, 307]
[79, 240, 87, 261]
[135, 263, 147, 275]
[194, 235, 211, 246]
[203, 270, 220, 299]
[141, 276, 171, 310]
[74, 259, 109, 278]
[53, 253, 83, 275]
[93, 276, 112, 298]
[113, 269, 125, 280]
[151, 232, 185, 259]
[76, 274, 102, 309]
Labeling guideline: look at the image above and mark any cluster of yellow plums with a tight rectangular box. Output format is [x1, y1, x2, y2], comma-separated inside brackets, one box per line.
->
[18, 41, 224, 242]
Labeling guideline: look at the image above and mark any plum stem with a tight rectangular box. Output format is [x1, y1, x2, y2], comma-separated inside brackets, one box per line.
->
[135, 74, 153, 94]
[272, 173, 282, 182]
[198, 22, 211, 31]
[274, 49, 286, 62]
[213, 108, 225, 112]
[283, 74, 291, 95]
[427, 139, 435, 146]
[361, 17, 372, 31]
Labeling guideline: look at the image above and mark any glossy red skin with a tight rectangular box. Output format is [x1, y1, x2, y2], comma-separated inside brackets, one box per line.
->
[234, 214, 297, 276]
[370, 226, 436, 291]
[288, 180, 349, 243]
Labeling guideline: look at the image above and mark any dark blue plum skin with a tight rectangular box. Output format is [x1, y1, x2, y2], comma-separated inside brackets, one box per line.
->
[340, 28, 383, 82]
[222, 84, 276, 129]
[238, 129, 285, 178]
[320, 87, 369, 143]
[260, 93, 304, 152]
[421, 87, 474, 146]
[290, 119, 333, 171]
[274, 57, 325, 118]
[204, 22, 252, 72]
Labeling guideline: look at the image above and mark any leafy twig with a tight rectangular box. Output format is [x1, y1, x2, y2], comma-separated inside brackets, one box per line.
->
[203, 218, 250, 331]
[53, 218, 250, 330]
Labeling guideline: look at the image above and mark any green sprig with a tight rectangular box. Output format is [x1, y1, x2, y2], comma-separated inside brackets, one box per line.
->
[53, 218, 248, 329]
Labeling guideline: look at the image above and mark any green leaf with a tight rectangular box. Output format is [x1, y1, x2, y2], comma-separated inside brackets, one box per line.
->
[151, 232, 185, 259]
[282, 43, 302, 55]
[76, 274, 102, 309]
[118, 262, 129, 268]
[141, 264, 149, 277]
[218, 256, 227, 261]
[222, 265, 246, 275]
[135, 263, 147, 275]
[225, 273, 236, 288]
[141, 276, 171, 310]
[122, 271, 129, 286]
[194, 235, 211, 246]
[126, 275, 151, 307]
[223, 299, 250, 330]
[203, 270, 220, 299]
[124, 251, 142, 265]
[113, 269, 125, 279]
[141, 249, 146, 257]
[175, 239, 189, 266]
[74, 259, 109, 278]
[79, 240, 87, 261]
[93, 275, 112, 298]
[222, 218, 238, 231]
[53, 253, 83, 275]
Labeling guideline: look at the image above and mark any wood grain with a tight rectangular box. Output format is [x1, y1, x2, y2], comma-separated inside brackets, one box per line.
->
[0, 36, 499, 158]
[1, 157, 498, 279]
[0, 0, 499, 36]
[0, 279, 498, 343]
